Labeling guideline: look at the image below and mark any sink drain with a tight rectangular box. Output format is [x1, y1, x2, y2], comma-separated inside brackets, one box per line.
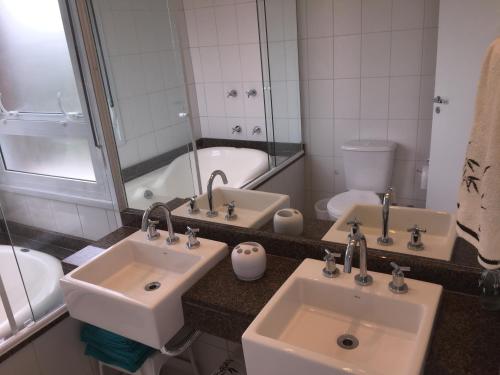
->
[144, 281, 161, 291]
[337, 334, 359, 350]
[144, 189, 154, 199]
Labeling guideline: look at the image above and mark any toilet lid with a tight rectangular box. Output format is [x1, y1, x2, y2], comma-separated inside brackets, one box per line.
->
[327, 190, 380, 218]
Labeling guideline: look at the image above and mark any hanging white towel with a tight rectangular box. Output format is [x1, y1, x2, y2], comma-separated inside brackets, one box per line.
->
[457, 38, 500, 270]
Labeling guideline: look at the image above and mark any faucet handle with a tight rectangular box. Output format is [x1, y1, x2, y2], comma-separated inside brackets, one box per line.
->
[407, 225, 426, 250]
[347, 217, 362, 226]
[188, 195, 199, 214]
[224, 201, 237, 221]
[346, 217, 362, 237]
[185, 226, 200, 249]
[323, 249, 341, 278]
[146, 219, 160, 240]
[407, 225, 426, 233]
[390, 261, 410, 273]
[389, 262, 410, 294]
[385, 186, 396, 202]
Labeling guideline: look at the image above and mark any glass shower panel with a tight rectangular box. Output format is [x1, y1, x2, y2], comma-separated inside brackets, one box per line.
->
[0, 0, 81, 113]
[0, 205, 34, 342]
[90, 0, 197, 210]
[257, 0, 303, 167]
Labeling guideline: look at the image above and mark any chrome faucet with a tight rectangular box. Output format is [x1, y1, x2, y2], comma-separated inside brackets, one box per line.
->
[207, 170, 228, 217]
[377, 187, 395, 246]
[141, 202, 179, 244]
[344, 223, 372, 286]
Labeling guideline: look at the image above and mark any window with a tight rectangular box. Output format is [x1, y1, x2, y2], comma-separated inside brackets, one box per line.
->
[0, 0, 109, 202]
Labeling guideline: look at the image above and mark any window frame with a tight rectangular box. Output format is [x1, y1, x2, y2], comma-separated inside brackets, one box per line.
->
[0, 0, 112, 205]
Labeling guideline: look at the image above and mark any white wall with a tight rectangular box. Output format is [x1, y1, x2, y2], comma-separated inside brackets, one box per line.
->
[299, 0, 439, 211]
[256, 157, 305, 212]
[0, 191, 119, 241]
[183, 0, 268, 141]
[0, 318, 98, 375]
[262, 0, 302, 144]
[94, 0, 194, 168]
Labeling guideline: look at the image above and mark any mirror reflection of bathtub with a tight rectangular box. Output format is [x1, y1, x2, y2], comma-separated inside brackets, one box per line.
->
[125, 147, 270, 210]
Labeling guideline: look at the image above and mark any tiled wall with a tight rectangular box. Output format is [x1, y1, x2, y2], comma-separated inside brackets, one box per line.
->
[262, 0, 302, 144]
[256, 157, 305, 212]
[183, 0, 268, 141]
[0, 191, 119, 241]
[94, 0, 195, 168]
[299, 0, 439, 214]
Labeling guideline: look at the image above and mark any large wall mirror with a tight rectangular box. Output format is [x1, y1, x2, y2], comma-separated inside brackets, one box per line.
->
[88, 0, 303, 210]
[93, 0, 499, 270]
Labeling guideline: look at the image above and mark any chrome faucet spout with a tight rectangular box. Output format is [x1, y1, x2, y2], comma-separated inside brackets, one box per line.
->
[343, 238, 356, 274]
[377, 187, 394, 246]
[141, 202, 179, 244]
[207, 170, 228, 217]
[343, 232, 372, 286]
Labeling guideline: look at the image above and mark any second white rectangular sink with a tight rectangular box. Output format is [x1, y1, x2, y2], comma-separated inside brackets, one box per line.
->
[173, 187, 290, 229]
[322, 204, 456, 261]
[60, 229, 228, 349]
[243, 258, 442, 375]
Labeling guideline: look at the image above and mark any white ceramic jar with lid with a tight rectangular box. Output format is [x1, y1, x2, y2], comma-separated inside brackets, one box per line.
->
[231, 242, 266, 281]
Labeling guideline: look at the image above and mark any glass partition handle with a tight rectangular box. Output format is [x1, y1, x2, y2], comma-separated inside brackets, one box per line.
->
[0, 273, 18, 336]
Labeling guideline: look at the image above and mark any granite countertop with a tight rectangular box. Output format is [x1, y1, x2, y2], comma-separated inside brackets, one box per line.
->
[182, 254, 500, 375]
[61, 227, 499, 374]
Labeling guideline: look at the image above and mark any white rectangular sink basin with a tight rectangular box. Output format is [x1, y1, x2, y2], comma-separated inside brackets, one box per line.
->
[60, 230, 227, 349]
[322, 204, 456, 261]
[243, 259, 442, 375]
[172, 187, 290, 229]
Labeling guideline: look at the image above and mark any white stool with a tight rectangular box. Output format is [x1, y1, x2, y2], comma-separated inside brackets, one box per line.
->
[97, 329, 201, 375]
[98, 350, 170, 375]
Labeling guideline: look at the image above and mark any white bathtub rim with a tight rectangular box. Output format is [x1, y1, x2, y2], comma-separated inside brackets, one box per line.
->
[0, 304, 67, 357]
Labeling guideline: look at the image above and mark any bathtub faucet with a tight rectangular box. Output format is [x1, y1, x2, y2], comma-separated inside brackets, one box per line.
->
[141, 202, 179, 244]
[207, 170, 228, 217]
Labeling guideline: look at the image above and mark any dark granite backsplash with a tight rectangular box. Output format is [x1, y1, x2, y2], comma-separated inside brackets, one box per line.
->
[119, 208, 482, 296]
[4, 221, 91, 260]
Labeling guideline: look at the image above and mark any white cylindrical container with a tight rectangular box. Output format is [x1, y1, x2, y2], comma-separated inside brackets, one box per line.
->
[273, 209, 304, 236]
[231, 242, 266, 281]
[314, 199, 331, 221]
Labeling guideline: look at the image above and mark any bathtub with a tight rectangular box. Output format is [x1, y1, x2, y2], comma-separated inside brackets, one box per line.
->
[0, 246, 64, 340]
[125, 147, 270, 209]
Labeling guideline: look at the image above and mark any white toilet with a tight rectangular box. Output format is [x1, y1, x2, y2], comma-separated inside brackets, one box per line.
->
[327, 140, 397, 220]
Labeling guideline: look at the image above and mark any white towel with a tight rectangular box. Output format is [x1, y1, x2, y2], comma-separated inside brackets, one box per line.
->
[457, 38, 500, 270]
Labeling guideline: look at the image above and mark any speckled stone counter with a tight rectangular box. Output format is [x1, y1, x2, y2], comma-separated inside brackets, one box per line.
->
[61, 226, 500, 374]
[182, 254, 500, 375]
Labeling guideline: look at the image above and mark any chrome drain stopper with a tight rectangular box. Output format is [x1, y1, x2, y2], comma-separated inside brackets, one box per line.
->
[144, 281, 161, 291]
[337, 334, 359, 350]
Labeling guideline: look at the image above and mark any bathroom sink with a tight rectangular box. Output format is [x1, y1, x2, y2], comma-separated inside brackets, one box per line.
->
[322, 204, 456, 261]
[172, 187, 290, 229]
[242, 258, 442, 375]
[60, 229, 227, 349]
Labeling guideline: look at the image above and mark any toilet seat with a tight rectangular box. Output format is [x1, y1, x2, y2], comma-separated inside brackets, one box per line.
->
[327, 190, 380, 220]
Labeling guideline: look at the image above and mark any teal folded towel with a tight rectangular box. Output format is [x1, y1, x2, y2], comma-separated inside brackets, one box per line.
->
[81, 324, 155, 373]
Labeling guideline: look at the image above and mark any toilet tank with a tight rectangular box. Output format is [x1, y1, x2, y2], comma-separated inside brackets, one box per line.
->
[342, 140, 397, 193]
